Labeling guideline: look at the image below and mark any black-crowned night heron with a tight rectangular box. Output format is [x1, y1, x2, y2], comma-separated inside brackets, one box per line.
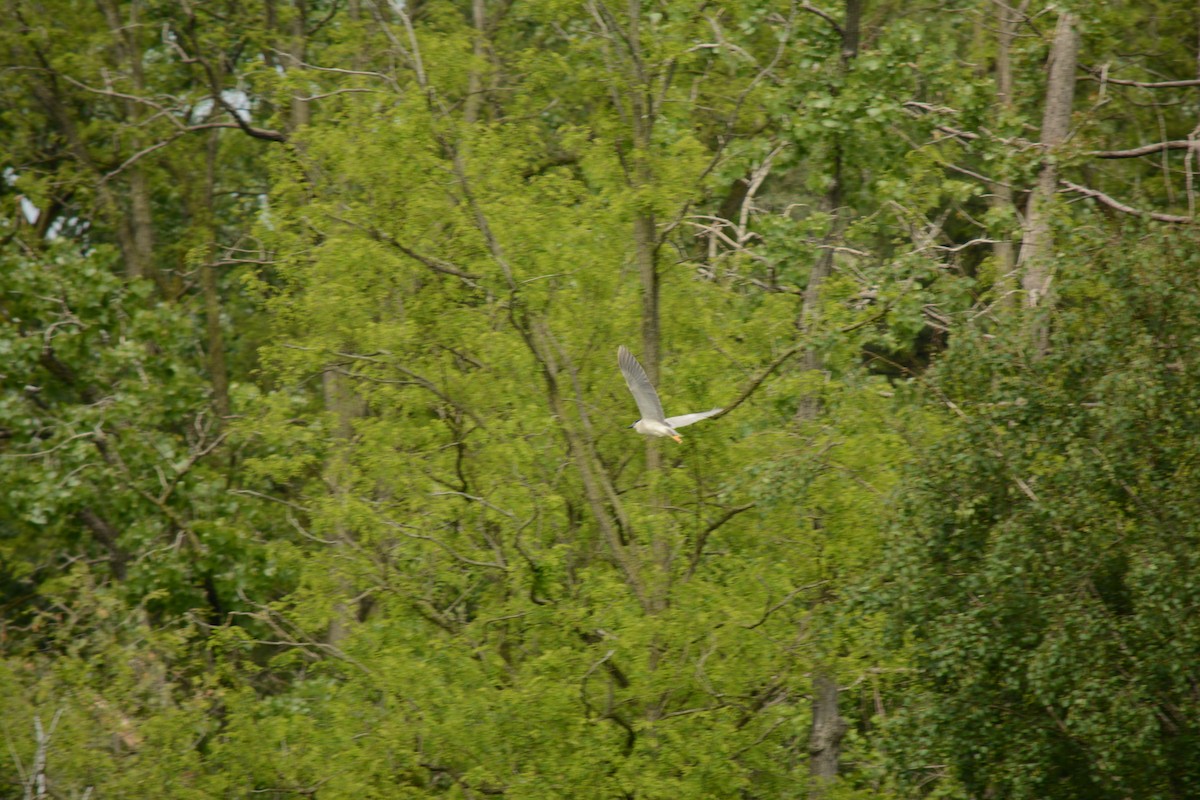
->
[618, 345, 722, 443]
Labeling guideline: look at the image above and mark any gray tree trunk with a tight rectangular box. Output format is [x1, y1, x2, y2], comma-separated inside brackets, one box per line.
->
[796, 0, 861, 422]
[322, 366, 367, 645]
[802, 4, 861, 793]
[1018, 12, 1079, 318]
[989, 0, 1027, 307]
[202, 130, 231, 420]
[98, 0, 160, 287]
[464, 0, 487, 123]
[289, 0, 311, 130]
[808, 668, 848, 796]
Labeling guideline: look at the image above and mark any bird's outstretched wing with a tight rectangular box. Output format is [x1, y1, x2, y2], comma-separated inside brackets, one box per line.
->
[664, 408, 722, 429]
[618, 346, 665, 423]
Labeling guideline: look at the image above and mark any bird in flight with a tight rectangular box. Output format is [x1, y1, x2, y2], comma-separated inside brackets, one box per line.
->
[618, 345, 722, 442]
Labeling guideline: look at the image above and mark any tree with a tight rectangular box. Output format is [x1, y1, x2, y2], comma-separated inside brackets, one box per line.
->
[4, 1, 1198, 797]
[883, 225, 1200, 798]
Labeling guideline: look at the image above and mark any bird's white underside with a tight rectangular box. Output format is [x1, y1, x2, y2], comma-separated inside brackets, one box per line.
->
[632, 419, 678, 438]
[618, 345, 721, 441]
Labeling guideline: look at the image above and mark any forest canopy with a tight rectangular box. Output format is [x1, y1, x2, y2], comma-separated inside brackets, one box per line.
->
[2, 1, 1198, 797]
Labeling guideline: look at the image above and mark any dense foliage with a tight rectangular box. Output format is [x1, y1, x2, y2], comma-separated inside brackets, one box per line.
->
[885, 229, 1200, 799]
[2, 0, 1197, 797]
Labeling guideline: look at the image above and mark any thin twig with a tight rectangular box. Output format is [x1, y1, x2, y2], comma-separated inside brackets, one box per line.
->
[744, 580, 829, 629]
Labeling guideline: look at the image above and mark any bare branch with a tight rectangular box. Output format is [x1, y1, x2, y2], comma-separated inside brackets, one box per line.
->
[685, 503, 755, 579]
[158, 430, 230, 506]
[737, 143, 787, 245]
[378, 517, 508, 571]
[1013, 474, 1039, 503]
[660, 1, 797, 242]
[447, 145, 517, 291]
[798, 2, 843, 37]
[322, 212, 485, 288]
[166, 22, 287, 142]
[100, 129, 189, 182]
[744, 580, 830, 629]
[266, 47, 402, 92]
[1089, 140, 1195, 159]
[1060, 180, 1193, 223]
[1082, 72, 1200, 89]
[25, 709, 64, 800]
[225, 603, 375, 675]
[288, 345, 490, 429]
[710, 343, 806, 421]
[684, 217, 770, 261]
[903, 102, 1039, 149]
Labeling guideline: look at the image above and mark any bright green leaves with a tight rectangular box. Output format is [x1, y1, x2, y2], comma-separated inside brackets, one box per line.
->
[7, 1, 1200, 797]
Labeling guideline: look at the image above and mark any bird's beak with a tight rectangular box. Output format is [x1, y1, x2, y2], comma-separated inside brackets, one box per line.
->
[671, 434, 683, 443]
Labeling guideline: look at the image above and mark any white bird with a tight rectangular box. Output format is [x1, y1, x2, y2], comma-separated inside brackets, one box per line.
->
[618, 345, 722, 442]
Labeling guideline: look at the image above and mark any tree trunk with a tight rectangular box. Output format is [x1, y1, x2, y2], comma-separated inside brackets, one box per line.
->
[202, 130, 231, 420]
[98, 0, 160, 287]
[129, 165, 156, 284]
[989, 0, 1026, 307]
[322, 366, 367, 645]
[839, 0, 862, 62]
[289, 0, 311, 130]
[200, 251, 229, 421]
[633, 207, 661, 484]
[796, 0, 861, 421]
[1017, 11, 1078, 319]
[795, 144, 841, 423]
[464, 0, 487, 123]
[626, 0, 660, 394]
[78, 508, 128, 581]
[801, 5, 861, 790]
[624, 0, 673, 614]
[808, 668, 848, 796]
